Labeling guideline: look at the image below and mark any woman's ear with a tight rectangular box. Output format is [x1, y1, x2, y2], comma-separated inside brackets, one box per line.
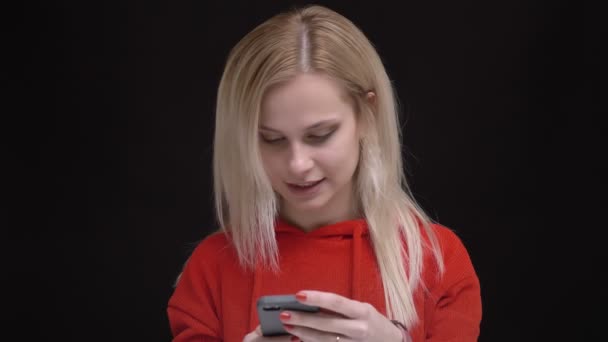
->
[358, 91, 376, 139]
[366, 91, 376, 106]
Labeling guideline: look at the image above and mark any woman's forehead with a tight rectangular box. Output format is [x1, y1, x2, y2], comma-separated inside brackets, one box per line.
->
[260, 73, 354, 126]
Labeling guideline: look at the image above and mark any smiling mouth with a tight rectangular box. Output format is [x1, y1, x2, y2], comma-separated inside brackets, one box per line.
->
[287, 179, 324, 188]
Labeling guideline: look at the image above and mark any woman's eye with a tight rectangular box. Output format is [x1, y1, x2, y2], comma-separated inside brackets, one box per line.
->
[308, 131, 334, 143]
[261, 136, 284, 144]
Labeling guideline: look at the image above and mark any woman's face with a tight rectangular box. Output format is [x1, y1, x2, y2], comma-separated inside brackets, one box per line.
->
[259, 73, 362, 226]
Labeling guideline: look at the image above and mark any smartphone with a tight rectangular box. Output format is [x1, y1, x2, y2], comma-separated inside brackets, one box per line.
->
[257, 294, 320, 336]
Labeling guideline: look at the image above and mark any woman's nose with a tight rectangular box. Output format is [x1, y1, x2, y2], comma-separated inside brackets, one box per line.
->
[288, 143, 314, 174]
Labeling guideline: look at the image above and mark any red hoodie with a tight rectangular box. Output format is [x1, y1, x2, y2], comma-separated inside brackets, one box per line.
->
[167, 218, 482, 341]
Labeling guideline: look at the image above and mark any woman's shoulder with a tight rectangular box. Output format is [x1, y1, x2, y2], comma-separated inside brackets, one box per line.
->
[186, 229, 236, 266]
[426, 222, 474, 266]
[199, 229, 231, 249]
[429, 223, 465, 246]
[425, 222, 479, 288]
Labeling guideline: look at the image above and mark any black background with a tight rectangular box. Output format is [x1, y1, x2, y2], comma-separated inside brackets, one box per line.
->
[10, 0, 602, 341]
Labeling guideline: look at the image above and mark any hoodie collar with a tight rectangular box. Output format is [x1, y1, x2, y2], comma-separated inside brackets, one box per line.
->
[248, 216, 373, 331]
[274, 216, 369, 310]
[274, 217, 369, 238]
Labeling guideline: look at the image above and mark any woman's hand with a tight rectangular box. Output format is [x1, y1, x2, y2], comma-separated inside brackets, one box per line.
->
[242, 325, 293, 342]
[278, 290, 406, 342]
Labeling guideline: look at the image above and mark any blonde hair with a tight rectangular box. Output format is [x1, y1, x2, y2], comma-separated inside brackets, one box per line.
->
[213, 5, 444, 327]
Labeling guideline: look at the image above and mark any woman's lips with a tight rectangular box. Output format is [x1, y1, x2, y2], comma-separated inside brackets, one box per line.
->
[286, 178, 325, 197]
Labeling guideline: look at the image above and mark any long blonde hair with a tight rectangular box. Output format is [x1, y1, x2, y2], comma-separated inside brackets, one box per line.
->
[213, 5, 444, 327]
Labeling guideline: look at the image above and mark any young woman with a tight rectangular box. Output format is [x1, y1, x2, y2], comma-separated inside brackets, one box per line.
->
[168, 5, 481, 342]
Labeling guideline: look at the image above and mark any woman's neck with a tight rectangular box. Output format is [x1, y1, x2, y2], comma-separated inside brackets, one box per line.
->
[279, 187, 362, 232]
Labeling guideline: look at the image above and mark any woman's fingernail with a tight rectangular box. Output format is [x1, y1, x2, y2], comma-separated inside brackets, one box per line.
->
[295, 292, 307, 301]
[290, 335, 299, 341]
[279, 312, 291, 321]
[284, 324, 294, 331]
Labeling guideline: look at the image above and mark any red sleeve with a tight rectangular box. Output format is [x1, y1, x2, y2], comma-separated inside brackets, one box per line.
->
[425, 227, 482, 342]
[167, 235, 226, 341]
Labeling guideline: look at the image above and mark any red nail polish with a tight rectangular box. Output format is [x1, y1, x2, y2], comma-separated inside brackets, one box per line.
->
[290, 336, 299, 342]
[284, 324, 294, 331]
[279, 312, 291, 320]
[295, 293, 307, 301]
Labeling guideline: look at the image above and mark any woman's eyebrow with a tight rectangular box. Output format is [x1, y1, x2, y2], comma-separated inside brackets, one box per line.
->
[259, 119, 339, 132]
[306, 119, 339, 130]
